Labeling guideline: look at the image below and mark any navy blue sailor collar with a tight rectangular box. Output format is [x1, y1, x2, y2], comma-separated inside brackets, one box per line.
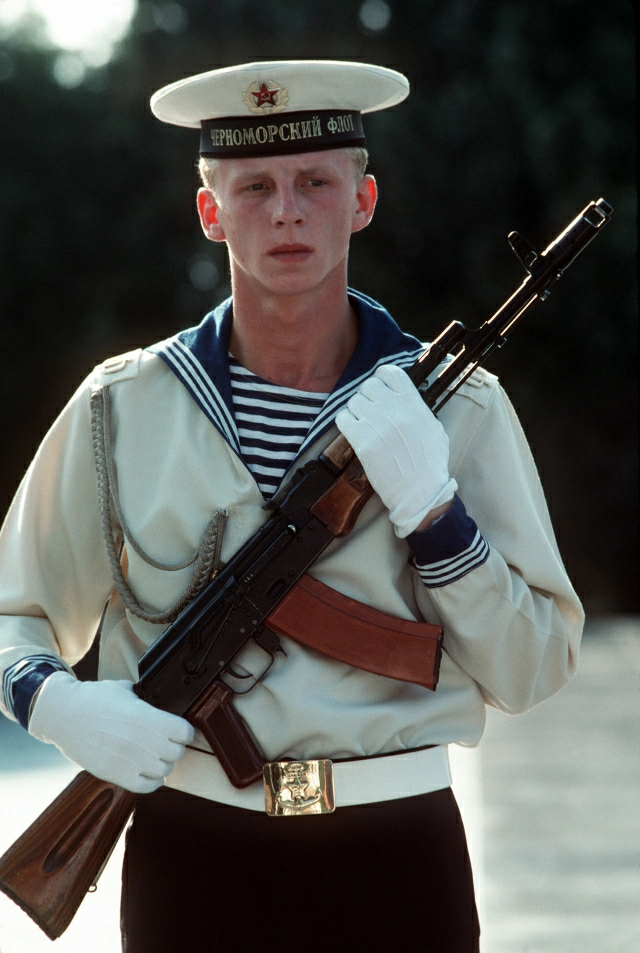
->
[148, 288, 424, 462]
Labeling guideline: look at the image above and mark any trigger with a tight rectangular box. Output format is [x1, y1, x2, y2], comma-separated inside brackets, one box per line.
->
[226, 666, 252, 680]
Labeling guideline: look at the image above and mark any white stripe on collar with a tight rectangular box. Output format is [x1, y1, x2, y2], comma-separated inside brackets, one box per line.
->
[162, 339, 241, 454]
[149, 290, 426, 474]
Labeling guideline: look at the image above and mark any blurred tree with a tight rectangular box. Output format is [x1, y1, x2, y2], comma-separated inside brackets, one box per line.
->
[0, 0, 636, 611]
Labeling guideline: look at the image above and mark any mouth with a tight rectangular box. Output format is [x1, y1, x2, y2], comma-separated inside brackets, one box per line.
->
[267, 243, 314, 263]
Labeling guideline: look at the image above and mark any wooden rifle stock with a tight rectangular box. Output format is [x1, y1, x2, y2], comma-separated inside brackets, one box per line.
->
[0, 772, 135, 939]
[0, 198, 612, 939]
[0, 678, 267, 940]
[0, 569, 443, 940]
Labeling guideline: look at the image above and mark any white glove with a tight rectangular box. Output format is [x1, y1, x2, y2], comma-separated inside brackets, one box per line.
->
[335, 364, 457, 537]
[29, 671, 194, 794]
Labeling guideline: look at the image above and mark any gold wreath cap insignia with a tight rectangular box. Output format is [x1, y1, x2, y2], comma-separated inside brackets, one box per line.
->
[242, 79, 290, 115]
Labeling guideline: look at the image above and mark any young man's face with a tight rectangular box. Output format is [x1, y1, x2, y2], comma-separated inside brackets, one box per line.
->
[197, 149, 377, 299]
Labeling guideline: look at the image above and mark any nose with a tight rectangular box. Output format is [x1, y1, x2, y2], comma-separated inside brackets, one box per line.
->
[272, 181, 304, 227]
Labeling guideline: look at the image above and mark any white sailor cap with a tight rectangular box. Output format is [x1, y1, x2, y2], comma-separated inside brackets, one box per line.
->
[150, 60, 409, 158]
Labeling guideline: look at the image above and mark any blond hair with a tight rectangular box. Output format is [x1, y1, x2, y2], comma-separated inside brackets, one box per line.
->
[198, 146, 369, 192]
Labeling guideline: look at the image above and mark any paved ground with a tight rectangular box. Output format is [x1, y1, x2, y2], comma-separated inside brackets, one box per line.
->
[479, 615, 640, 953]
[0, 616, 637, 952]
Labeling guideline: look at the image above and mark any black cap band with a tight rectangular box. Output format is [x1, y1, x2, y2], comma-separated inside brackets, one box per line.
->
[200, 109, 365, 158]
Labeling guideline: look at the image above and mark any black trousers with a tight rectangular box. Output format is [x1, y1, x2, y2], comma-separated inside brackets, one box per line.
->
[121, 785, 479, 953]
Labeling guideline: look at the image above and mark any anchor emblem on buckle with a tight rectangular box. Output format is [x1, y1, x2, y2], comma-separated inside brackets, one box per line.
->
[263, 760, 335, 816]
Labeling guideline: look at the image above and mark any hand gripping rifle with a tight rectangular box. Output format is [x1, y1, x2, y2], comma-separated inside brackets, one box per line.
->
[0, 198, 612, 938]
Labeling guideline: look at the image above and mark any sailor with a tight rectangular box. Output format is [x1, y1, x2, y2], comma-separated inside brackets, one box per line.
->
[0, 61, 583, 952]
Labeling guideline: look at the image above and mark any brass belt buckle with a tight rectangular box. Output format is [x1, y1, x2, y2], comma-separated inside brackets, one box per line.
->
[263, 760, 335, 816]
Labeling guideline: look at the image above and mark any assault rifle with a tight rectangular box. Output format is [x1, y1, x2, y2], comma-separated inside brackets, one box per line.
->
[0, 198, 612, 939]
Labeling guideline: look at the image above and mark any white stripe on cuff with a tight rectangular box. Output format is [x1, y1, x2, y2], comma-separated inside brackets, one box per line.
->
[415, 531, 490, 588]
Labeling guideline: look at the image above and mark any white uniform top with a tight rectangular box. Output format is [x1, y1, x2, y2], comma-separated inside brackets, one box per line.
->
[0, 294, 583, 808]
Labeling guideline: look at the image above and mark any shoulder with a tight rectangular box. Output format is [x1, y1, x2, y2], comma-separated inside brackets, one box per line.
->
[89, 348, 171, 392]
[426, 361, 513, 471]
[418, 356, 500, 411]
[446, 365, 499, 409]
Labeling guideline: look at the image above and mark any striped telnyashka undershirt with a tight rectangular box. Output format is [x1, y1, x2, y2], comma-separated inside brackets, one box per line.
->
[229, 355, 329, 499]
[228, 355, 489, 588]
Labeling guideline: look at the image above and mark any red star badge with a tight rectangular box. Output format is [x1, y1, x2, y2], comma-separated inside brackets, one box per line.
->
[252, 82, 279, 107]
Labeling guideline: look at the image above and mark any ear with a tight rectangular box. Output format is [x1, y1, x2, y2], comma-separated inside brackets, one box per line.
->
[197, 188, 226, 242]
[351, 174, 377, 234]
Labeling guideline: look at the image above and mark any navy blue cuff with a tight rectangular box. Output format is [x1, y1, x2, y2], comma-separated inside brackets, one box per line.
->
[407, 495, 490, 588]
[2, 656, 68, 730]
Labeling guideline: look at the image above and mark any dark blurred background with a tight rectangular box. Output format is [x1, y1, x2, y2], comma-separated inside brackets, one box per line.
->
[0, 0, 636, 614]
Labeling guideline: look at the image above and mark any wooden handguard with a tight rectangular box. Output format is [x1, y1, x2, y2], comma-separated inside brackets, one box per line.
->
[311, 454, 375, 538]
[266, 573, 443, 690]
[0, 771, 135, 939]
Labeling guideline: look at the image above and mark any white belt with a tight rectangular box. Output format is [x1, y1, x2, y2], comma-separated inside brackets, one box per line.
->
[166, 744, 452, 813]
